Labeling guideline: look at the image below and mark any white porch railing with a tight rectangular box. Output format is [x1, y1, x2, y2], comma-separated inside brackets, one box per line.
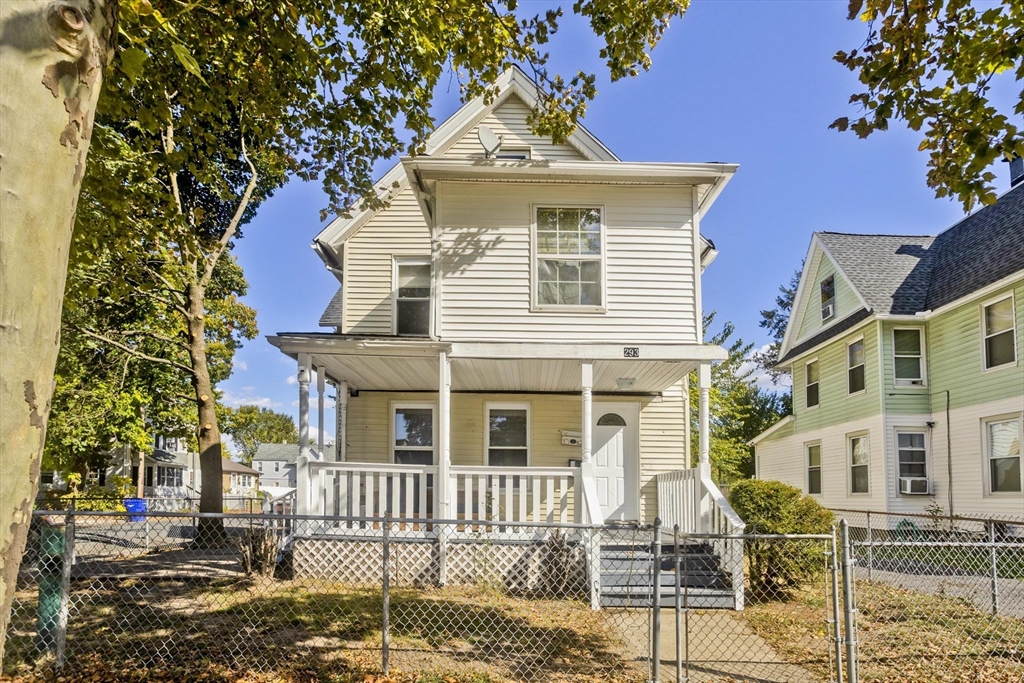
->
[448, 466, 579, 525]
[657, 462, 746, 610]
[308, 461, 439, 520]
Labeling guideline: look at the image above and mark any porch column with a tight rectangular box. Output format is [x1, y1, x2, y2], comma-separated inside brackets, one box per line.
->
[437, 351, 451, 518]
[698, 361, 711, 466]
[296, 353, 311, 515]
[581, 362, 594, 463]
[336, 380, 348, 462]
[316, 367, 325, 456]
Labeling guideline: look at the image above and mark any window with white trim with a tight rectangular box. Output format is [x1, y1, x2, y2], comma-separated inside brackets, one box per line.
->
[983, 296, 1016, 370]
[848, 339, 866, 394]
[394, 260, 431, 336]
[985, 416, 1021, 493]
[849, 434, 869, 494]
[896, 431, 927, 480]
[486, 404, 529, 467]
[806, 443, 822, 495]
[534, 207, 603, 308]
[274, 461, 281, 473]
[392, 404, 435, 465]
[156, 466, 182, 487]
[255, 462, 262, 472]
[893, 328, 925, 385]
[805, 360, 820, 408]
[820, 275, 836, 321]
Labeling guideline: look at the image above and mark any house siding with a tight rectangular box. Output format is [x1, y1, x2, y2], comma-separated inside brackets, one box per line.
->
[342, 382, 689, 522]
[880, 321, 931, 415]
[437, 181, 698, 343]
[442, 96, 586, 161]
[793, 250, 860, 344]
[343, 187, 432, 335]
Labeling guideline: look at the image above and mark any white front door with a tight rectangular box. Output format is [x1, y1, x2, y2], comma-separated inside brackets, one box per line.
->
[591, 403, 639, 521]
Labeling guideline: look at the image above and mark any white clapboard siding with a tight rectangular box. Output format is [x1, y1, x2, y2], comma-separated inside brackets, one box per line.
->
[438, 182, 698, 342]
[443, 96, 586, 160]
[344, 187, 432, 335]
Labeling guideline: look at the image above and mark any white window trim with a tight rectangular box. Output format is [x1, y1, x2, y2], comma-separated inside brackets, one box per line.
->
[846, 336, 867, 397]
[982, 413, 1023, 497]
[388, 401, 437, 465]
[980, 292, 1017, 374]
[847, 431, 871, 496]
[891, 326, 928, 387]
[530, 204, 607, 314]
[494, 146, 532, 160]
[805, 441, 822, 496]
[804, 358, 820, 410]
[820, 274, 837, 322]
[484, 401, 532, 466]
[391, 257, 433, 337]
[894, 427, 930, 494]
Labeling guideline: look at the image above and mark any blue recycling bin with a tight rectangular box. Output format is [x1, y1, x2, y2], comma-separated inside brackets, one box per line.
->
[124, 498, 147, 522]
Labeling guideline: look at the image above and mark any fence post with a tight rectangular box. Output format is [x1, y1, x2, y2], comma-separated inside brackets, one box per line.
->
[840, 520, 858, 683]
[651, 517, 661, 683]
[381, 511, 391, 676]
[865, 511, 872, 582]
[673, 525, 681, 683]
[56, 502, 74, 668]
[830, 526, 844, 683]
[988, 520, 999, 616]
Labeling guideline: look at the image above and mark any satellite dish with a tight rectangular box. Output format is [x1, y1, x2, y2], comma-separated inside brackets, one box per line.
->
[477, 125, 502, 158]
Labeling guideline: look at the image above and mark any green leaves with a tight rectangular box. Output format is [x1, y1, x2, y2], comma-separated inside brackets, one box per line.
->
[118, 47, 148, 83]
[171, 42, 206, 85]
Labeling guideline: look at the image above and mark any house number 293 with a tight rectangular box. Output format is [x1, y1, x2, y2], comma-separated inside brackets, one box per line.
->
[623, 347, 640, 358]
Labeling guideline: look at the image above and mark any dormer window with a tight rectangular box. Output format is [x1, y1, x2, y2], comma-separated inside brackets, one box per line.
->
[394, 259, 431, 336]
[820, 275, 836, 321]
[533, 207, 604, 310]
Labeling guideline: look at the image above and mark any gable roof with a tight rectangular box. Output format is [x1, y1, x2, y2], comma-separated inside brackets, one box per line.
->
[312, 66, 618, 272]
[779, 183, 1024, 365]
[253, 442, 334, 463]
[221, 458, 259, 475]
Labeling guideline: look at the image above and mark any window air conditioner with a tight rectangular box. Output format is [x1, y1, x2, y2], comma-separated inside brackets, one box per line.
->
[821, 303, 835, 320]
[899, 477, 930, 495]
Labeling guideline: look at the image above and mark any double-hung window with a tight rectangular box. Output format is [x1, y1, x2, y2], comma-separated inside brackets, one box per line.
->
[847, 339, 866, 394]
[986, 416, 1021, 493]
[983, 296, 1016, 370]
[893, 328, 925, 385]
[156, 466, 182, 487]
[486, 404, 530, 467]
[534, 207, 603, 309]
[849, 434, 870, 494]
[806, 443, 822, 495]
[820, 275, 836, 321]
[897, 432, 928, 480]
[392, 404, 435, 465]
[274, 461, 281, 473]
[805, 360, 820, 408]
[394, 260, 431, 336]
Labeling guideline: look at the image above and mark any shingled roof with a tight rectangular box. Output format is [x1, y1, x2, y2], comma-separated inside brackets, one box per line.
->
[319, 287, 344, 327]
[780, 183, 1024, 364]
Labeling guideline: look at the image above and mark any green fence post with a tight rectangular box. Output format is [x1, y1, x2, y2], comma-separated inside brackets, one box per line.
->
[36, 503, 74, 665]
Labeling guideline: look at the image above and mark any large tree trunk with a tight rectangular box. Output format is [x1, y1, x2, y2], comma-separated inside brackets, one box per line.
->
[0, 0, 115, 659]
[186, 283, 224, 538]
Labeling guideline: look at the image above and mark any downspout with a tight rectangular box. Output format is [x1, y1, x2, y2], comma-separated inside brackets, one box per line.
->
[945, 389, 953, 521]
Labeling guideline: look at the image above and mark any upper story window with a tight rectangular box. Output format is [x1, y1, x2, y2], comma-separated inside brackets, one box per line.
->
[986, 416, 1021, 494]
[394, 260, 431, 336]
[495, 148, 531, 160]
[806, 443, 822, 495]
[534, 207, 603, 309]
[847, 338, 866, 394]
[486, 404, 530, 467]
[392, 404, 435, 465]
[820, 275, 836, 321]
[893, 328, 925, 386]
[805, 360, 820, 408]
[983, 295, 1016, 370]
[274, 461, 281, 472]
[255, 462, 262, 472]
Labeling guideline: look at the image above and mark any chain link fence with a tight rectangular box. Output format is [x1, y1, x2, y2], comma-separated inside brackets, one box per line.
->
[5, 508, 1023, 682]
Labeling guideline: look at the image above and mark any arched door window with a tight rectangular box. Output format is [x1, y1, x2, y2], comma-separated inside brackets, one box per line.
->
[597, 413, 627, 426]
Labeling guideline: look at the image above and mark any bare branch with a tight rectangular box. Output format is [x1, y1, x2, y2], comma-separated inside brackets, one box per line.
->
[79, 328, 196, 376]
[200, 135, 259, 287]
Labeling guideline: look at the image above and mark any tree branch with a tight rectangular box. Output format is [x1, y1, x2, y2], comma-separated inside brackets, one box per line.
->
[79, 328, 196, 376]
[200, 135, 258, 287]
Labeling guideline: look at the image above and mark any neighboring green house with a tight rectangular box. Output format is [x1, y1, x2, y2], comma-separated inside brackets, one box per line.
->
[753, 179, 1023, 518]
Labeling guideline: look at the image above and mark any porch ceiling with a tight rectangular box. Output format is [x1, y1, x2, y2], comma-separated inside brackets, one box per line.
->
[309, 354, 695, 394]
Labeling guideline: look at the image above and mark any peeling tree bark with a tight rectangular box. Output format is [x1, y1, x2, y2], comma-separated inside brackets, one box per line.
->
[0, 0, 115, 658]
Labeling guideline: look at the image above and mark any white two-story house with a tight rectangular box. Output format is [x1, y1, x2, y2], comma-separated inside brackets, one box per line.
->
[269, 67, 739, 545]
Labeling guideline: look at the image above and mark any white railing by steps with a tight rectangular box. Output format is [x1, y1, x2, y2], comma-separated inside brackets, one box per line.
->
[448, 466, 579, 525]
[308, 461, 439, 521]
[657, 462, 746, 610]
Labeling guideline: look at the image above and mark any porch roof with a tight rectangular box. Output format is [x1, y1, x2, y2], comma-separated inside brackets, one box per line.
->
[266, 334, 726, 394]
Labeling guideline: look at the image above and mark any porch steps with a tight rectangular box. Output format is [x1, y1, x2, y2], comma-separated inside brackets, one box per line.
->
[598, 541, 737, 609]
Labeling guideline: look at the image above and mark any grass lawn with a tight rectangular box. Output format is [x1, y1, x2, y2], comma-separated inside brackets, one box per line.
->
[742, 580, 1024, 683]
[3, 578, 648, 683]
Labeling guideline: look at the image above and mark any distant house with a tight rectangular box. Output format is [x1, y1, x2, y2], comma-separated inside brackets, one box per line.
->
[221, 458, 261, 497]
[753, 176, 1024, 518]
[253, 442, 332, 491]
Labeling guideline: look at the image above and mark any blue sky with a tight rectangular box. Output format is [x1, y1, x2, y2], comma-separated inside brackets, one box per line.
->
[219, 0, 1019, 445]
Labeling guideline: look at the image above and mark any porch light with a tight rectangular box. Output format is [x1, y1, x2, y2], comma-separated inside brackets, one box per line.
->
[615, 378, 636, 391]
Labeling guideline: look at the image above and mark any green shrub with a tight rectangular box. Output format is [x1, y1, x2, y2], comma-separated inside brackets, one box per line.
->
[730, 479, 833, 601]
